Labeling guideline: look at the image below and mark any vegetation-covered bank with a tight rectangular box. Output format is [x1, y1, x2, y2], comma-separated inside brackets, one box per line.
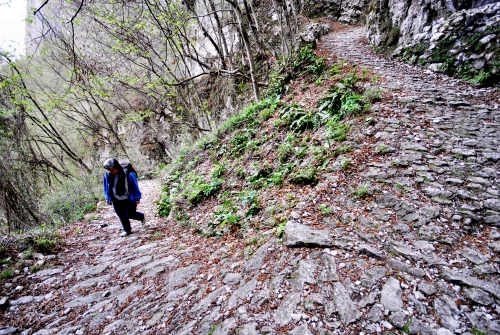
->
[158, 44, 382, 238]
[1, 0, 306, 235]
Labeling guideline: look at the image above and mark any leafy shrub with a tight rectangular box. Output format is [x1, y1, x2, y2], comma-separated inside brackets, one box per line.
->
[240, 190, 261, 216]
[0, 269, 13, 280]
[187, 178, 223, 205]
[40, 173, 102, 225]
[278, 143, 294, 163]
[293, 44, 326, 76]
[222, 95, 280, 132]
[210, 203, 241, 235]
[157, 195, 172, 218]
[318, 86, 368, 121]
[34, 237, 56, 253]
[280, 104, 322, 133]
[212, 162, 226, 178]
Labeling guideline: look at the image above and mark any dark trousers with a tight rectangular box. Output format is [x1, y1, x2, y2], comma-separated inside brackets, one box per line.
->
[112, 199, 144, 233]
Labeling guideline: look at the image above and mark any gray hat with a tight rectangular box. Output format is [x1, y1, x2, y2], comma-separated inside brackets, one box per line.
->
[103, 158, 115, 170]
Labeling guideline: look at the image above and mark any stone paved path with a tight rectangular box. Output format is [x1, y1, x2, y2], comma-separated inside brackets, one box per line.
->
[1, 26, 499, 335]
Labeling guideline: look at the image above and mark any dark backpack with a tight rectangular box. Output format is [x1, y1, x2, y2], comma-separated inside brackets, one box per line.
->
[120, 161, 138, 178]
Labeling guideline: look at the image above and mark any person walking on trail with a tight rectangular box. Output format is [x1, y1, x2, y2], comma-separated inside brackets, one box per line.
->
[103, 158, 144, 236]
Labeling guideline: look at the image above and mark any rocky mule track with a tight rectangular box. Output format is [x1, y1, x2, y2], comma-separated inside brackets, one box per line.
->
[1, 26, 499, 335]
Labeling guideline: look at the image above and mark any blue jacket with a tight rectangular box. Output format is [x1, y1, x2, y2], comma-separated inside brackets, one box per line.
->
[103, 172, 142, 204]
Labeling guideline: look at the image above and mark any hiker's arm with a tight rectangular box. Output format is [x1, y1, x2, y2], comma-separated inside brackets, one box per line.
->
[103, 174, 111, 204]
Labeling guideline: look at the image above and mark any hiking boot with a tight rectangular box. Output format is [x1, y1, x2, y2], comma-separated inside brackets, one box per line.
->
[120, 231, 133, 237]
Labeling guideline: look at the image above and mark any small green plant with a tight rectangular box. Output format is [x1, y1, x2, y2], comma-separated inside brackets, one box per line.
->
[240, 190, 261, 216]
[402, 321, 411, 334]
[268, 172, 284, 186]
[34, 237, 56, 253]
[152, 231, 162, 240]
[395, 183, 407, 193]
[22, 248, 34, 260]
[186, 177, 223, 205]
[275, 219, 287, 237]
[30, 264, 41, 273]
[0, 269, 14, 280]
[334, 145, 352, 156]
[196, 135, 217, 150]
[211, 162, 226, 178]
[280, 104, 321, 133]
[472, 329, 486, 335]
[236, 169, 245, 179]
[310, 146, 326, 165]
[290, 168, 318, 186]
[318, 75, 370, 121]
[296, 146, 308, 160]
[260, 107, 273, 121]
[376, 144, 391, 155]
[326, 120, 350, 142]
[319, 204, 332, 215]
[365, 117, 375, 126]
[222, 95, 280, 132]
[341, 158, 351, 171]
[208, 324, 218, 335]
[293, 44, 326, 76]
[247, 237, 258, 245]
[230, 129, 254, 156]
[157, 195, 172, 217]
[211, 206, 241, 235]
[278, 142, 294, 163]
[352, 184, 371, 199]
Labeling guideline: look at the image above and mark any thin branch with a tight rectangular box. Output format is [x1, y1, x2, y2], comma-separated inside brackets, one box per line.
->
[33, 0, 50, 15]
[68, 0, 85, 24]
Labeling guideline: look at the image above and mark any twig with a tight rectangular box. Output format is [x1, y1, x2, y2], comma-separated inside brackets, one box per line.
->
[33, 0, 50, 15]
[68, 0, 84, 24]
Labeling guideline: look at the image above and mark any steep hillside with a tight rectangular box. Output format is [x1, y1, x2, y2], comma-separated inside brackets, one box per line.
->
[157, 42, 381, 240]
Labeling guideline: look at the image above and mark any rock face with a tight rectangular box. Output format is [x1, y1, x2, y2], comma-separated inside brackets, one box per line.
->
[283, 221, 333, 247]
[302, 0, 369, 24]
[366, 0, 499, 84]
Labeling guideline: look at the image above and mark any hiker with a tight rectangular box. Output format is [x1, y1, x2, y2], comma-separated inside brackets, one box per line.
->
[103, 158, 144, 236]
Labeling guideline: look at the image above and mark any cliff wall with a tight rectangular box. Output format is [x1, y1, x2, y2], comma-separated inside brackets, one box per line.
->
[302, 0, 499, 85]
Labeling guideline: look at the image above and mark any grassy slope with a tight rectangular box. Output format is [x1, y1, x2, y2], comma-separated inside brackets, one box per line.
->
[158, 44, 383, 242]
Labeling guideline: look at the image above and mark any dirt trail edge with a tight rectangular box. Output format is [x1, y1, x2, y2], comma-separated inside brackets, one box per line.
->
[1, 26, 499, 335]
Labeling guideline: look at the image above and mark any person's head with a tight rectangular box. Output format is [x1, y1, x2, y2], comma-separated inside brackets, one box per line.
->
[103, 158, 123, 175]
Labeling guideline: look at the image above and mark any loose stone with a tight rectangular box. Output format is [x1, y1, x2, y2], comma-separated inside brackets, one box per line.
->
[381, 277, 403, 312]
